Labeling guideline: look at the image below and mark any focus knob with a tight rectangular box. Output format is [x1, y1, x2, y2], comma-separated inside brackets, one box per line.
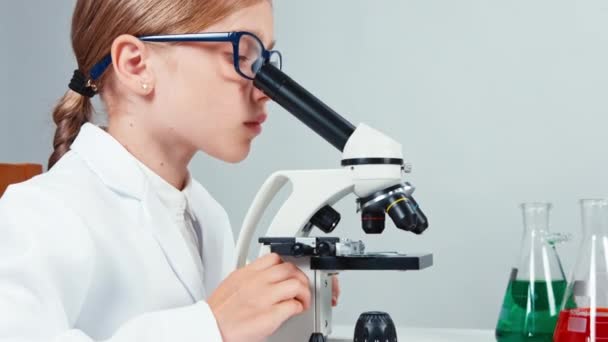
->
[310, 205, 341, 233]
[353, 311, 398, 342]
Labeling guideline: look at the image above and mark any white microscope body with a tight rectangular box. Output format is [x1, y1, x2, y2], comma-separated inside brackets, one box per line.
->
[236, 125, 428, 341]
[237, 63, 432, 341]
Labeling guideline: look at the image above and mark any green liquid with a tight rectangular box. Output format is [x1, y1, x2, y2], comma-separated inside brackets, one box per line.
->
[495, 279, 574, 342]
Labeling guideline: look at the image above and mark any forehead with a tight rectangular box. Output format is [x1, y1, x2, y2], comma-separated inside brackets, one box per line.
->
[205, 1, 275, 47]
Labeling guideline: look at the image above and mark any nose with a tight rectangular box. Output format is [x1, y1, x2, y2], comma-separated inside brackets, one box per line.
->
[252, 84, 271, 103]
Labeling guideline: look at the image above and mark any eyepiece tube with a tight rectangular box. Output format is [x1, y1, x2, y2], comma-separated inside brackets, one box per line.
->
[253, 63, 356, 152]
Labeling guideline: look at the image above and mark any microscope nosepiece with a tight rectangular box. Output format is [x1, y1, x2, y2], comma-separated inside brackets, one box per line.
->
[358, 184, 429, 235]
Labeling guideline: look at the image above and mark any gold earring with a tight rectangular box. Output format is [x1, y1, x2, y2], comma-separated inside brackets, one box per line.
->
[141, 83, 149, 90]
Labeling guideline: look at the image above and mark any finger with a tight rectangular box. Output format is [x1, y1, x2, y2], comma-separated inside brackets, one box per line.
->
[332, 275, 340, 299]
[247, 253, 283, 272]
[267, 278, 311, 310]
[264, 262, 310, 287]
[265, 299, 305, 332]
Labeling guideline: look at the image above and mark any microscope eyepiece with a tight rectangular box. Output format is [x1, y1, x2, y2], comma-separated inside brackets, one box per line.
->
[253, 63, 356, 152]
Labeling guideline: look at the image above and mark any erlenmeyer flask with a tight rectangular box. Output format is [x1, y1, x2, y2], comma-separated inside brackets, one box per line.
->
[554, 199, 608, 341]
[496, 202, 570, 341]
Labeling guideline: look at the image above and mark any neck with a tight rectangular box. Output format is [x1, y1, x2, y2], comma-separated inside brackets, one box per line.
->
[107, 115, 196, 190]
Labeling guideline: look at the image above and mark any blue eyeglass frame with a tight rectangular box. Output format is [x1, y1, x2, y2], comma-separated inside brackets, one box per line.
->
[90, 31, 282, 81]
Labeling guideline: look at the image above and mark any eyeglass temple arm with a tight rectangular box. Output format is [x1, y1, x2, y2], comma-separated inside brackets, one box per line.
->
[253, 63, 356, 152]
[90, 33, 237, 80]
[139, 33, 233, 42]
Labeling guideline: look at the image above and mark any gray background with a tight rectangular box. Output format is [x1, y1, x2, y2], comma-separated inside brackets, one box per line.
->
[2, 0, 608, 330]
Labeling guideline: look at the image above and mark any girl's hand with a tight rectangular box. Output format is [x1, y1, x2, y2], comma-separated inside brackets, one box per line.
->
[208, 253, 311, 342]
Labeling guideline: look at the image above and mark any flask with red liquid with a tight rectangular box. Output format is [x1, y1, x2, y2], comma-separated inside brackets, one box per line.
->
[554, 199, 608, 342]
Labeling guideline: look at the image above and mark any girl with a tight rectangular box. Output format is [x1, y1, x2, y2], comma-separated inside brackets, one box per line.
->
[0, 0, 338, 341]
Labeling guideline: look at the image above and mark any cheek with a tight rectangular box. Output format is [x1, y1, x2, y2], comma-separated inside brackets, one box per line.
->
[159, 51, 256, 161]
[197, 101, 256, 163]
[190, 120, 253, 163]
[171, 88, 251, 159]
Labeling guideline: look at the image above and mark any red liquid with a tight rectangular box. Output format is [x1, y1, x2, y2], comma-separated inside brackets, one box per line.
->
[554, 308, 608, 341]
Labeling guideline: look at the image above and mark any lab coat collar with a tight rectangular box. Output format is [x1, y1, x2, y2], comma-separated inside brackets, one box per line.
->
[71, 123, 146, 200]
[71, 123, 205, 301]
[141, 183, 205, 301]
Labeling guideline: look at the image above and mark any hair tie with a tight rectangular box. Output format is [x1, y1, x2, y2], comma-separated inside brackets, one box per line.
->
[69, 69, 97, 98]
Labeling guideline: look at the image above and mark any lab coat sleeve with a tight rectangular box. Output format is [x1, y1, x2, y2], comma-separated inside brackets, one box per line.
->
[54, 302, 223, 342]
[0, 185, 224, 342]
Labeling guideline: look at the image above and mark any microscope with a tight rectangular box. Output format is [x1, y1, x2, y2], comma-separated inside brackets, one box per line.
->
[235, 63, 433, 342]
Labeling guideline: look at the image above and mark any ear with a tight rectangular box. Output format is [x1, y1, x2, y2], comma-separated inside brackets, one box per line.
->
[110, 34, 156, 96]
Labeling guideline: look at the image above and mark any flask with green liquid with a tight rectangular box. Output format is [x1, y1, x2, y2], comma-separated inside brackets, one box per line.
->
[495, 202, 571, 342]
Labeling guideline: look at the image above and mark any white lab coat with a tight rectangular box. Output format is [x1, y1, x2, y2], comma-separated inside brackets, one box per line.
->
[0, 124, 235, 342]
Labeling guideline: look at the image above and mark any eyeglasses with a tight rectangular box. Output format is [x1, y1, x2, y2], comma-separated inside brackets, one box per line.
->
[89, 31, 282, 82]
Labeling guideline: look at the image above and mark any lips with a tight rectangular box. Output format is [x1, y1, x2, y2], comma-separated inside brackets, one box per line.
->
[244, 113, 267, 125]
[244, 113, 267, 135]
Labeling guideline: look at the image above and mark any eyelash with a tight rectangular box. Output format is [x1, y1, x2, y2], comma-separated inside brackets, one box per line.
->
[222, 52, 251, 63]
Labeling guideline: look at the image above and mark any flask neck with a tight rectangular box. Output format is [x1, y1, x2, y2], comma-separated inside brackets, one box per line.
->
[580, 199, 608, 236]
[521, 202, 552, 234]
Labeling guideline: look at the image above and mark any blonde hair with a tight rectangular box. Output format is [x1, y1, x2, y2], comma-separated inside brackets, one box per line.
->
[49, 0, 263, 169]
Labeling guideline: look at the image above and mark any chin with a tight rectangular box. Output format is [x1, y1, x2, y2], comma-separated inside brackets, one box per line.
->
[201, 138, 253, 164]
[218, 146, 251, 164]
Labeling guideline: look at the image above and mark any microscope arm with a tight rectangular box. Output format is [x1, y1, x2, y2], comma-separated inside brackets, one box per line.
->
[235, 169, 354, 268]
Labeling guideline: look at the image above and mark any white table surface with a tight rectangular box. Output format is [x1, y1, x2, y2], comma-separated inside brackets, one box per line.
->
[329, 325, 495, 342]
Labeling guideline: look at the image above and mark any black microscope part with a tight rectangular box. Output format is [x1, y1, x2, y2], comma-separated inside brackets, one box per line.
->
[341, 158, 404, 166]
[259, 237, 434, 271]
[316, 240, 337, 256]
[253, 63, 356, 152]
[311, 254, 433, 271]
[259, 237, 340, 257]
[361, 206, 386, 234]
[410, 196, 429, 234]
[354, 311, 398, 342]
[358, 184, 429, 235]
[310, 205, 341, 233]
[308, 332, 327, 342]
[386, 195, 428, 234]
[385, 194, 419, 232]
